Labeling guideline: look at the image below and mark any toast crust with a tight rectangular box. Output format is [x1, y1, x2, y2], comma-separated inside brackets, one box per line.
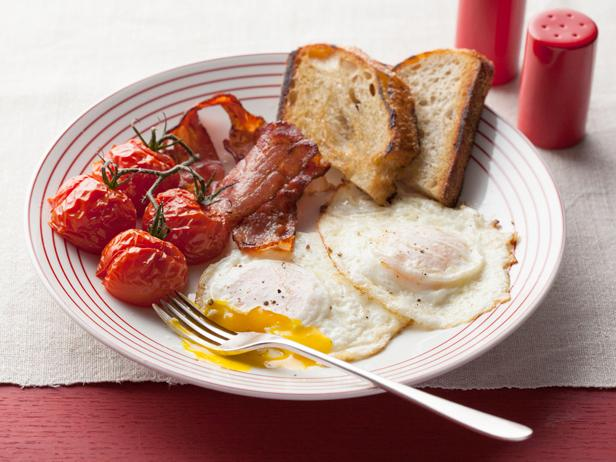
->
[394, 49, 494, 207]
[278, 48, 299, 120]
[278, 44, 419, 204]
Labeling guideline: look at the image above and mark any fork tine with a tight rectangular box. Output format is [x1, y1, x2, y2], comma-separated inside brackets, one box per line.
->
[173, 292, 237, 338]
[161, 298, 230, 344]
[153, 302, 222, 348]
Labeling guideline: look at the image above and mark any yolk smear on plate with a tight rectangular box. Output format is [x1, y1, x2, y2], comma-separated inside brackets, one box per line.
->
[177, 300, 332, 372]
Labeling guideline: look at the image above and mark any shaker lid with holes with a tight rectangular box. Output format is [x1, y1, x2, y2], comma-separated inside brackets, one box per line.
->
[529, 9, 597, 50]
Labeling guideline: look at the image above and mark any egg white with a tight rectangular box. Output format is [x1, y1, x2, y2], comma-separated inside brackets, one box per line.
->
[196, 231, 407, 361]
[318, 184, 516, 328]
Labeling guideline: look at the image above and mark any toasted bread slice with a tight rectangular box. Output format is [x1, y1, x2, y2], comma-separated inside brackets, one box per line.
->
[278, 44, 419, 205]
[394, 49, 493, 206]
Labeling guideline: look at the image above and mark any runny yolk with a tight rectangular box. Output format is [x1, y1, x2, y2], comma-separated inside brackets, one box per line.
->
[178, 300, 332, 372]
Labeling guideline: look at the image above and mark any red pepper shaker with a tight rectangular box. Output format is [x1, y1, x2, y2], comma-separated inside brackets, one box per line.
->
[517, 9, 598, 149]
[455, 0, 526, 85]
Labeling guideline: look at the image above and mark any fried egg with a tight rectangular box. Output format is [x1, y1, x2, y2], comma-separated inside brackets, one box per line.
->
[194, 231, 406, 368]
[318, 184, 516, 328]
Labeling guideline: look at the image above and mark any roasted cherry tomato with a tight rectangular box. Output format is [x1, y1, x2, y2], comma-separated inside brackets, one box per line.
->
[96, 229, 188, 306]
[48, 175, 136, 253]
[142, 188, 230, 264]
[92, 138, 178, 214]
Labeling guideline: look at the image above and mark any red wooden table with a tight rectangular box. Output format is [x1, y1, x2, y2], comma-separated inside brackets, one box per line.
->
[1, 384, 615, 461]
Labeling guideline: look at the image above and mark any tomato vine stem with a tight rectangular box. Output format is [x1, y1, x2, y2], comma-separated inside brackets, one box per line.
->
[99, 122, 230, 239]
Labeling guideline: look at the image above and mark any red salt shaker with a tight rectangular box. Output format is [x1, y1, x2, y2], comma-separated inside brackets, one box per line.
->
[517, 9, 598, 149]
[455, 0, 526, 85]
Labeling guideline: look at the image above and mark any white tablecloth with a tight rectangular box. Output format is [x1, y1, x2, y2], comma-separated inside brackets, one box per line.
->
[2, 0, 615, 388]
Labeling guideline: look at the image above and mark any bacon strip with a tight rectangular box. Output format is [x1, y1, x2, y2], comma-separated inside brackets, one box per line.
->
[196, 99, 329, 253]
[167, 93, 265, 188]
[231, 152, 329, 252]
[168, 96, 328, 256]
[168, 104, 219, 164]
[210, 122, 327, 228]
[215, 105, 329, 253]
[217, 94, 266, 161]
[167, 100, 224, 189]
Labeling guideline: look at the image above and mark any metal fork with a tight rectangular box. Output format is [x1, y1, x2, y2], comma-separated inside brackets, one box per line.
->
[153, 292, 532, 441]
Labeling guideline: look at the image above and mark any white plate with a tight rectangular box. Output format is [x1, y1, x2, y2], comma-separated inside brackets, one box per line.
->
[25, 53, 565, 400]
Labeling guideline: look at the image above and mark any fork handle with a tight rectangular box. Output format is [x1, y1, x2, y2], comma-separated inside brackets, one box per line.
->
[275, 339, 532, 441]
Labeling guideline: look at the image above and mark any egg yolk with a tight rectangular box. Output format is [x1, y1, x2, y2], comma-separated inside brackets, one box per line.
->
[179, 300, 332, 371]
